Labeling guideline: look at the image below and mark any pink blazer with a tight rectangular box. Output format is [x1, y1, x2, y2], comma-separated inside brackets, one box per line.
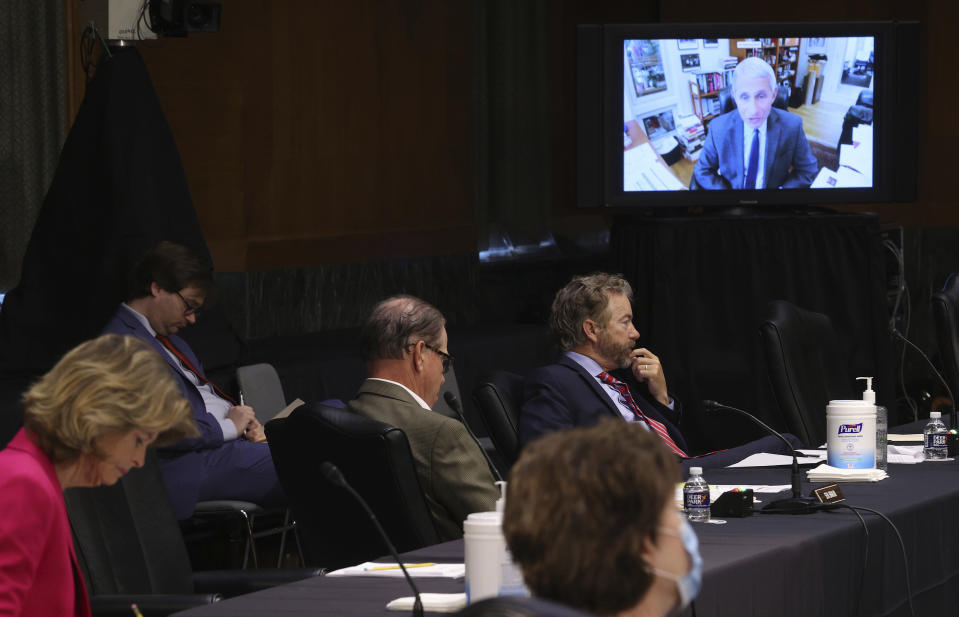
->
[0, 428, 91, 617]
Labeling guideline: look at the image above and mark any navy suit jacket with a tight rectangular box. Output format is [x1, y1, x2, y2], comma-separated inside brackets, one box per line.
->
[692, 107, 818, 190]
[103, 306, 225, 452]
[519, 355, 687, 452]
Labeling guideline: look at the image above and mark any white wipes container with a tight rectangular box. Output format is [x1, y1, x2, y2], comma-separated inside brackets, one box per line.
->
[826, 399, 877, 469]
[463, 511, 503, 604]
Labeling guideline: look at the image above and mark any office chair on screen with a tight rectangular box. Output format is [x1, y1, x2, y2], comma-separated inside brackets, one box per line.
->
[65, 451, 321, 617]
[472, 371, 525, 471]
[265, 403, 441, 571]
[718, 86, 790, 114]
[931, 273, 959, 412]
[759, 300, 856, 447]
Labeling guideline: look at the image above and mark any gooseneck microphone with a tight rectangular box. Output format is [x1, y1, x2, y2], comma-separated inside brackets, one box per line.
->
[320, 462, 424, 617]
[702, 400, 816, 514]
[443, 391, 503, 482]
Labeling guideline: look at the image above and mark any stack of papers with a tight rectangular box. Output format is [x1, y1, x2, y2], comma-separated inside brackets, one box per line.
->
[806, 464, 888, 482]
[727, 452, 824, 467]
[326, 562, 465, 579]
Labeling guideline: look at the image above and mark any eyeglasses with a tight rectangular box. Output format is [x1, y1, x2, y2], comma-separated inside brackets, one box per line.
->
[174, 290, 203, 317]
[424, 344, 454, 374]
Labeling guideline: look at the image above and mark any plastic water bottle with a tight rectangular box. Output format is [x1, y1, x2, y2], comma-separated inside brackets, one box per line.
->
[924, 411, 948, 460]
[875, 405, 888, 470]
[683, 466, 710, 522]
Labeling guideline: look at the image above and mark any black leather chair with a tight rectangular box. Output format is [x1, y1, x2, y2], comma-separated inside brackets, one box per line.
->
[454, 596, 597, 617]
[718, 85, 789, 115]
[759, 300, 856, 447]
[65, 451, 321, 617]
[265, 404, 441, 571]
[931, 273, 959, 405]
[472, 371, 525, 470]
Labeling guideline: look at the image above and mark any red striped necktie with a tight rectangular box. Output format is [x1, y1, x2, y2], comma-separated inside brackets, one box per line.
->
[597, 371, 688, 458]
[156, 334, 237, 405]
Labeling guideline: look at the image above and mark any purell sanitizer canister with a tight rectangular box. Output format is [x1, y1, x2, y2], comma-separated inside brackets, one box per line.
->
[826, 379, 877, 469]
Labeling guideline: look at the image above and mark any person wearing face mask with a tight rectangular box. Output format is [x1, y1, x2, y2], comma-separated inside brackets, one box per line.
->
[504, 418, 702, 617]
[0, 333, 197, 617]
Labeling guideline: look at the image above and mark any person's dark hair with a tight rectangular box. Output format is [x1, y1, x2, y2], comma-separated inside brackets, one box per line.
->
[549, 273, 633, 351]
[503, 419, 679, 616]
[359, 295, 446, 362]
[128, 241, 213, 300]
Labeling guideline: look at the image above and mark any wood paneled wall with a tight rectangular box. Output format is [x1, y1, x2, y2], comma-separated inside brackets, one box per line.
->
[68, 0, 473, 272]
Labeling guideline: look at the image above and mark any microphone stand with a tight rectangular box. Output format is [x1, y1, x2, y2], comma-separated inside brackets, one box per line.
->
[703, 400, 817, 514]
[320, 462, 424, 617]
[444, 391, 503, 482]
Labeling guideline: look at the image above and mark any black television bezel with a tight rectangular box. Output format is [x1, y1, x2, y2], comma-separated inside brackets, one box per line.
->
[599, 22, 900, 209]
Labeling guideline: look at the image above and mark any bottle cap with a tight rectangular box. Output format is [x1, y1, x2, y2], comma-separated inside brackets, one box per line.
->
[931, 411, 942, 419]
[689, 466, 703, 476]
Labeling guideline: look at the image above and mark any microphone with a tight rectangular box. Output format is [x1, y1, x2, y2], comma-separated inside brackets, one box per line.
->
[702, 400, 816, 514]
[320, 462, 424, 617]
[444, 391, 503, 482]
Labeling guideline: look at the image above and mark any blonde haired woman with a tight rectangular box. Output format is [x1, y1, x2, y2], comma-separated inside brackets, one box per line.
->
[0, 333, 196, 616]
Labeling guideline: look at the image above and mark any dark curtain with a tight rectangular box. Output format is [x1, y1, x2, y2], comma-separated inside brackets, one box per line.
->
[0, 0, 66, 290]
[0, 48, 211, 444]
[472, 0, 553, 254]
[612, 212, 896, 453]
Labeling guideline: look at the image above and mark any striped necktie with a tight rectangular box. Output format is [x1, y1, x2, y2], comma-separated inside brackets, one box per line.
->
[597, 371, 687, 458]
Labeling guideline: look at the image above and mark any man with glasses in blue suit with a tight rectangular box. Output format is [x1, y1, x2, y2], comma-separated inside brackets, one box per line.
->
[349, 295, 498, 540]
[103, 241, 284, 519]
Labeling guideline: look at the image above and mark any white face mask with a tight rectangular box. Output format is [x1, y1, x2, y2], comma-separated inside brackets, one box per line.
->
[648, 518, 703, 610]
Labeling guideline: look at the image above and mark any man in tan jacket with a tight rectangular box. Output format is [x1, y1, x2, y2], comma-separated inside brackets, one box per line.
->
[348, 295, 498, 540]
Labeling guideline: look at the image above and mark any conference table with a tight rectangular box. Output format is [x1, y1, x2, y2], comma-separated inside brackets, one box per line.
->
[174, 439, 959, 617]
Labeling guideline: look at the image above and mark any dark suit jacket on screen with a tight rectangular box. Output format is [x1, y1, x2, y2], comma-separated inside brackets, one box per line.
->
[519, 355, 687, 451]
[348, 379, 499, 541]
[692, 107, 818, 190]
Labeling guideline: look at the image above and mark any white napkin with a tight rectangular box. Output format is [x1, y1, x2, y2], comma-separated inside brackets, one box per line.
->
[806, 464, 887, 482]
[386, 593, 467, 613]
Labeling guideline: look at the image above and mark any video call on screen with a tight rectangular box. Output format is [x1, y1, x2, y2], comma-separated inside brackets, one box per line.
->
[621, 36, 876, 192]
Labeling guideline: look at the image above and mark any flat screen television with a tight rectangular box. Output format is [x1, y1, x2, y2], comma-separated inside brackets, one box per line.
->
[576, 22, 918, 208]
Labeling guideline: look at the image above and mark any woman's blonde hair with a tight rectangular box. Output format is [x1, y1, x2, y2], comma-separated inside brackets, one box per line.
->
[22, 333, 198, 464]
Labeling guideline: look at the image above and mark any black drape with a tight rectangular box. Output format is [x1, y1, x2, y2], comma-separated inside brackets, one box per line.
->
[612, 212, 896, 453]
[0, 48, 210, 444]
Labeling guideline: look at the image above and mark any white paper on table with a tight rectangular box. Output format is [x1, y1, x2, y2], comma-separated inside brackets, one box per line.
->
[727, 452, 824, 468]
[888, 444, 925, 464]
[387, 593, 466, 613]
[796, 449, 828, 460]
[806, 464, 887, 482]
[326, 562, 465, 579]
[888, 434, 923, 442]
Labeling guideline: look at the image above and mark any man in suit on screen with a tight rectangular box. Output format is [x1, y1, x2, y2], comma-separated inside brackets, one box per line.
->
[692, 57, 818, 190]
[348, 295, 498, 540]
[519, 272, 801, 470]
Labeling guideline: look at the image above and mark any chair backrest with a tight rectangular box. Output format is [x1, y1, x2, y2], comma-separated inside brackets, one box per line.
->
[454, 596, 598, 617]
[265, 404, 441, 570]
[65, 451, 195, 595]
[759, 300, 856, 447]
[237, 363, 287, 423]
[931, 273, 959, 403]
[719, 86, 790, 115]
[472, 371, 525, 469]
